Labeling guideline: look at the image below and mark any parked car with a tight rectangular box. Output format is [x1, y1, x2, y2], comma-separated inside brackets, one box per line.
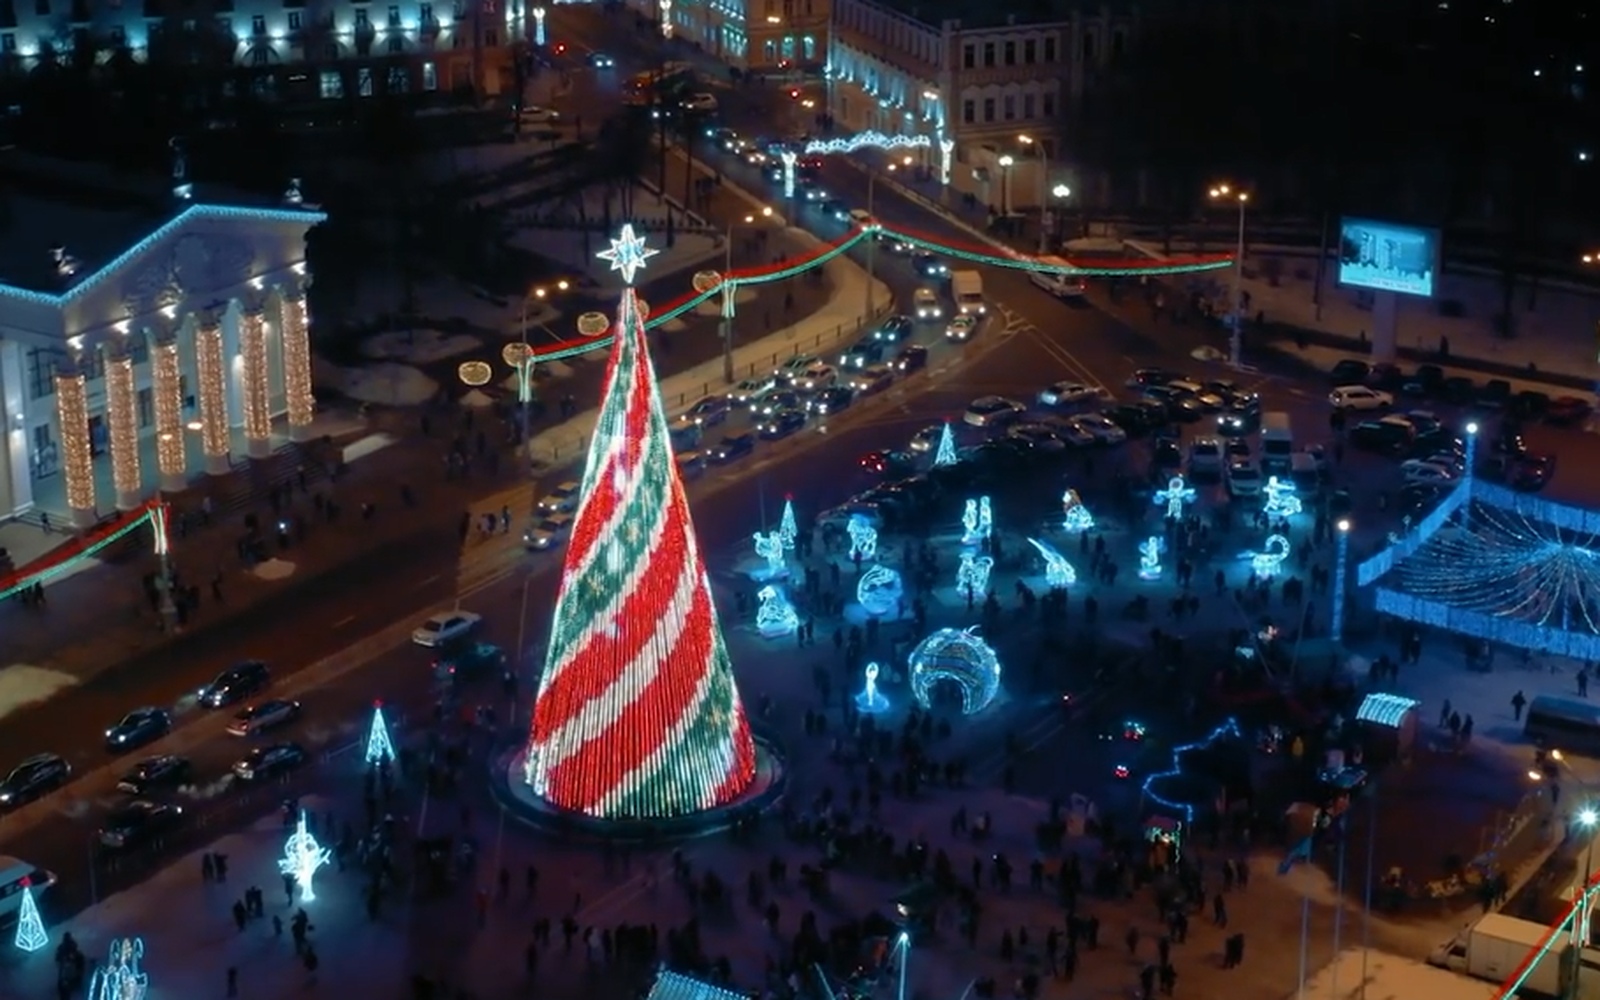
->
[1511, 391, 1550, 420]
[893, 345, 929, 373]
[1329, 359, 1371, 384]
[1066, 413, 1128, 445]
[534, 481, 581, 513]
[523, 513, 575, 551]
[117, 754, 193, 796]
[1104, 401, 1168, 436]
[909, 424, 945, 453]
[1226, 459, 1264, 497]
[232, 743, 308, 782]
[104, 707, 173, 752]
[1440, 376, 1477, 404]
[710, 432, 756, 463]
[1349, 420, 1412, 456]
[1477, 379, 1512, 409]
[98, 800, 185, 852]
[1402, 364, 1445, 397]
[196, 661, 271, 708]
[1547, 396, 1592, 426]
[1188, 437, 1226, 478]
[1329, 385, 1393, 411]
[1511, 454, 1556, 492]
[809, 387, 855, 417]
[1126, 368, 1185, 389]
[674, 395, 732, 428]
[858, 450, 917, 476]
[963, 396, 1027, 428]
[226, 699, 302, 737]
[851, 364, 895, 396]
[1038, 381, 1104, 408]
[759, 408, 808, 440]
[432, 642, 507, 687]
[1400, 458, 1460, 485]
[412, 611, 482, 648]
[1008, 423, 1074, 453]
[0, 753, 70, 807]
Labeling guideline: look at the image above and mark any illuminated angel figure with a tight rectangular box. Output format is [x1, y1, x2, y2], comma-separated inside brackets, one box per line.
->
[962, 496, 993, 546]
[90, 937, 149, 1000]
[279, 811, 332, 903]
[1062, 489, 1095, 533]
[1263, 476, 1303, 519]
[756, 584, 799, 637]
[957, 551, 995, 596]
[855, 662, 890, 713]
[1153, 476, 1196, 520]
[1139, 535, 1165, 580]
[1028, 537, 1077, 589]
[1249, 534, 1291, 579]
[847, 515, 878, 561]
[753, 530, 787, 577]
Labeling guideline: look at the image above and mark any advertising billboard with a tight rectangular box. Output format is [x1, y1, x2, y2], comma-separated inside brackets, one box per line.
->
[1337, 218, 1440, 298]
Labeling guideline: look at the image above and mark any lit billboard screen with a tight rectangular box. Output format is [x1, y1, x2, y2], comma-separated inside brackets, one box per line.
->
[1337, 218, 1439, 298]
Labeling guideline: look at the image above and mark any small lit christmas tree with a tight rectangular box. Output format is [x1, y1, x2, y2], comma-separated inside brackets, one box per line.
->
[933, 422, 958, 467]
[778, 497, 798, 551]
[13, 882, 46, 952]
[364, 701, 396, 766]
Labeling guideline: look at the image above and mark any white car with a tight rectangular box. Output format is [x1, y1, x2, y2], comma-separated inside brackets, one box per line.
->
[523, 513, 575, 551]
[1188, 437, 1226, 475]
[913, 288, 943, 320]
[909, 424, 944, 453]
[517, 105, 560, 125]
[945, 316, 978, 342]
[1008, 423, 1072, 453]
[793, 361, 837, 393]
[226, 699, 301, 737]
[1037, 381, 1104, 408]
[1067, 413, 1128, 445]
[1401, 459, 1459, 485]
[535, 481, 581, 513]
[847, 208, 877, 229]
[1329, 385, 1394, 411]
[412, 610, 483, 648]
[963, 395, 1027, 428]
[681, 92, 719, 113]
[774, 354, 817, 384]
[729, 375, 777, 403]
[1227, 459, 1264, 497]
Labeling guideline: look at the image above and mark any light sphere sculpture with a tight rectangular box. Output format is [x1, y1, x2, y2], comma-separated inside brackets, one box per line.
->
[458, 360, 493, 386]
[576, 311, 610, 337]
[502, 341, 532, 367]
[856, 564, 903, 617]
[908, 627, 1001, 715]
[692, 270, 724, 294]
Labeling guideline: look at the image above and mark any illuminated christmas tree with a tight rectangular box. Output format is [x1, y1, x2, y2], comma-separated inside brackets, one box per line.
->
[364, 702, 396, 766]
[524, 226, 756, 819]
[13, 883, 46, 952]
[933, 422, 958, 467]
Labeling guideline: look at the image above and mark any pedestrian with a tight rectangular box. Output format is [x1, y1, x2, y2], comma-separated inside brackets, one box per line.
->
[1511, 690, 1527, 721]
[1125, 926, 1140, 956]
[273, 915, 283, 938]
[232, 900, 247, 932]
[201, 853, 215, 883]
[214, 853, 229, 882]
[283, 873, 296, 906]
[226, 966, 238, 998]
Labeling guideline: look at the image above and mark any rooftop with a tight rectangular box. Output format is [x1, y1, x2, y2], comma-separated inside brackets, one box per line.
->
[866, 0, 1135, 30]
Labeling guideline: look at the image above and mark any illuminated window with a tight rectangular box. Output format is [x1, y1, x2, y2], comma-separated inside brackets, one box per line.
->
[358, 66, 373, 95]
[355, 8, 369, 27]
[422, 60, 437, 89]
[288, 12, 301, 29]
[388, 65, 408, 91]
[319, 69, 343, 97]
[387, 5, 400, 26]
[0, 34, 13, 53]
[252, 14, 265, 33]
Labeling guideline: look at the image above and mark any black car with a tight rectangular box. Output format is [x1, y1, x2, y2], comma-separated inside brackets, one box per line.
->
[709, 432, 756, 464]
[1329, 359, 1370, 384]
[98, 800, 185, 852]
[433, 642, 507, 688]
[1350, 420, 1411, 456]
[1217, 403, 1260, 437]
[232, 742, 308, 782]
[751, 389, 801, 418]
[0, 753, 70, 808]
[1403, 364, 1445, 397]
[1477, 379, 1512, 409]
[1512, 454, 1556, 492]
[1511, 391, 1550, 420]
[197, 661, 270, 708]
[1398, 483, 1446, 518]
[859, 450, 917, 476]
[912, 253, 948, 279]
[1152, 434, 1182, 468]
[871, 316, 913, 344]
[1411, 429, 1464, 460]
[117, 754, 193, 795]
[839, 337, 885, 369]
[1440, 376, 1477, 404]
[759, 407, 808, 440]
[894, 344, 929, 373]
[1167, 396, 1207, 423]
[809, 387, 855, 416]
[1104, 401, 1167, 436]
[819, 197, 847, 218]
[104, 707, 172, 752]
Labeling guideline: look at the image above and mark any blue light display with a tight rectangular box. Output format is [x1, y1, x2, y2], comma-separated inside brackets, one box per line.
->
[1027, 537, 1077, 588]
[1139, 535, 1165, 580]
[1062, 489, 1095, 532]
[855, 662, 890, 713]
[856, 564, 904, 617]
[847, 515, 878, 561]
[1337, 217, 1439, 298]
[12, 883, 46, 952]
[1141, 718, 1244, 823]
[1249, 534, 1291, 579]
[933, 422, 959, 467]
[279, 810, 332, 903]
[596, 223, 660, 285]
[961, 496, 992, 545]
[756, 584, 800, 637]
[90, 938, 148, 1000]
[1154, 476, 1196, 520]
[907, 627, 1001, 715]
[956, 551, 994, 595]
[1262, 476, 1303, 519]
[753, 530, 787, 577]
[778, 498, 798, 551]
[364, 702, 396, 766]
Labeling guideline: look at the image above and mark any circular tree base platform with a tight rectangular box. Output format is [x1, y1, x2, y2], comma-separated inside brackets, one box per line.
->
[488, 733, 788, 844]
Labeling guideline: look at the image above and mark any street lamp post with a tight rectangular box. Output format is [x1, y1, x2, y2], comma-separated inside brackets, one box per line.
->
[1052, 183, 1072, 248]
[721, 207, 774, 385]
[1332, 518, 1351, 643]
[864, 167, 880, 319]
[1018, 135, 1050, 253]
[1209, 184, 1250, 369]
[1573, 807, 1600, 1000]
[997, 154, 1015, 217]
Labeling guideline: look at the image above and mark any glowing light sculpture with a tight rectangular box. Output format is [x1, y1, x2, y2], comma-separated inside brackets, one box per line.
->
[957, 552, 994, 596]
[1062, 489, 1095, 532]
[855, 662, 890, 713]
[778, 498, 798, 551]
[804, 132, 932, 157]
[365, 702, 396, 766]
[1027, 537, 1077, 589]
[856, 564, 904, 617]
[1139, 535, 1165, 580]
[847, 515, 878, 561]
[89, 938, 148, 1000]
[533, 4, 546, 45]
[756, 584, 799, 638]
[938, 136, 955, 186]
[1263, 476, 1303, 519]
[1154, 475, 1196, 520]
[279, 810, 332, 903]
[13, 883, 46, 952]
[961, 496, 992, 545]
[524, 227, 755, 819]
[1249, 534, 1291, 579]
[1142, 718, 1244, 822]
[933, 421, 958, 467]
[780, 150, 798, 199]
[753, 530, 787, 578]
[908, 627, 1001, 715]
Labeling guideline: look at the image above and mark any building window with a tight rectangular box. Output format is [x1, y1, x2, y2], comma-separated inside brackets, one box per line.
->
[324, 41, 339, 59]
[387, 34, 403, 52]
[387, 5, 400, 27]
[1043, 36, 1056, 62]
[484, 29, 496, 45]
[217, 17, 232, 35]
[354, 8, 369, 27]
[802, 35, 814, 60]
[1023, 38, 1035, 64]
[1042, 92, 1055, 117]
[252, 74, 275, 97]
[357, 66, 373, 96]
[109, 26, 125, 46]
[962, 98, 974, 124]
[1003, 41, 1014, 66]
[1, 34, 13, 53]
[288, 11, 301, 29]
[962, 43, 974, 69]
[33, 0, 47, 16]
[136, 388, 153, 430]
[1082, 33, 1094, 59]
[422, 60, 437, 90]
[982, 42, 994, 67]
[388, 65, 408, 92]
[1023, 93, 1034, 119]
[981, 97, 994, 122]
[1002, 94, 1014, 120]
[319, 69, 343, 97]
[252, 46, 270, 65]
[251, 14, 265, 33]
[27, 348, 65, 401]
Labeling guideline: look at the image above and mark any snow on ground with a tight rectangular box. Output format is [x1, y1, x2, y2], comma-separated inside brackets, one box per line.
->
[461, 389, 496, 408]
[360, 329, 483, 365]
[342, 433, 398, 464]
[250, 559, 297, 582]
[328, 363, 440, 406]
[0, 665, 78, 721]
[343, 276, 561, 336]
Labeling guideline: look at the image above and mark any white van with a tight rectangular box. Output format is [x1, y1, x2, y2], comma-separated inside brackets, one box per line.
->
[1028, 256, 1088, 298]
[1261, 411, 1294, 473]
[0, 855, 55, 931]
[951, 270, 986, 315]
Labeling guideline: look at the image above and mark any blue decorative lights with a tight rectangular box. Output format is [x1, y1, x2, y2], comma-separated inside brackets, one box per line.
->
[962, 496, 992, 545]
[1263, 476, 1303, 519]
[279, 810, 332, 903]
[1141, 718, 1244, 823]
[1154, 476, 1196, 520]
[1027, 537, 1077, 589]
[908, 627, 1002, 715]
[778, 498, 798, 551]
[847, 514, 878, 561]
[856, 564, 904, 617]
[364, 702, 396, 766]
[13, 882, 46, 952]
[957, 551, 995, 596]
[1139, 535, 1165, 580]
[855, 662, 890, 713]
[596, 223, 659, 285]
[756, 584, 800, 637]
[1062, 489, 1095, 532]
[90, 938, 149, 1000]
[753, 530, 787, 577]
[933, 422, 958, 467]
[1250, 534, 1291, 579]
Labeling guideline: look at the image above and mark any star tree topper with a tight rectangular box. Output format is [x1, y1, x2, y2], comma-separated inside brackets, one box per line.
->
[596, 223, 660, 285]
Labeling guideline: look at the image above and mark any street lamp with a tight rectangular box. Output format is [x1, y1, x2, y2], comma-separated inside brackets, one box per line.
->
[719, 207, 774, 385]
[532, 5, 545, 46]
[1465, 420, 1479, 478]
[1018, 135, 1051, 252]
[997, 154, 1015, 217]
[1331, 518, 1351, 643]
[1051, 183, 1072, 247]
[1209, 183, 1250, 369]
[1575, 808, 1600, 982]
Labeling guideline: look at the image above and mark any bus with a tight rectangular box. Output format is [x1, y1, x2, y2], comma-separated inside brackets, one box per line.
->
[624, 63, 696, 105]
[1525, 695, 1600, 758]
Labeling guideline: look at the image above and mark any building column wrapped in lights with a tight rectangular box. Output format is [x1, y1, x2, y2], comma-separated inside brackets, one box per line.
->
[103, 340, 143, 511]
[149, 324, 187, 492]
[238, 298, 274, 458]
[279, 283, 316, 440]
[194, 311, 232, 475]
[54, 362, 96, 526]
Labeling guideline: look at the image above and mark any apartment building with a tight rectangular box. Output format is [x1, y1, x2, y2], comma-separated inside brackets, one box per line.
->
[620, 0, 831, 75]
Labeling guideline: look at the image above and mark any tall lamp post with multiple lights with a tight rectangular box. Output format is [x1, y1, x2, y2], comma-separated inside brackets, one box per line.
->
[1209, 183, 1250, 369]
[711, 207, 774, 385]
[1018, 135, 1050, 252]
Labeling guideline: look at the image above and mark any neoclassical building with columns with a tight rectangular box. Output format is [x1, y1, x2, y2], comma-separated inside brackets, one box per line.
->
[0, 200, 327, 527]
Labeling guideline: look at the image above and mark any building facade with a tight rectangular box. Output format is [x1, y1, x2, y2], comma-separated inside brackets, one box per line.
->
[826, 0, 1135, 212]
[0, 201, 325, 526]
[0, 0, 524, 102]
[621, 0, 831, 74]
